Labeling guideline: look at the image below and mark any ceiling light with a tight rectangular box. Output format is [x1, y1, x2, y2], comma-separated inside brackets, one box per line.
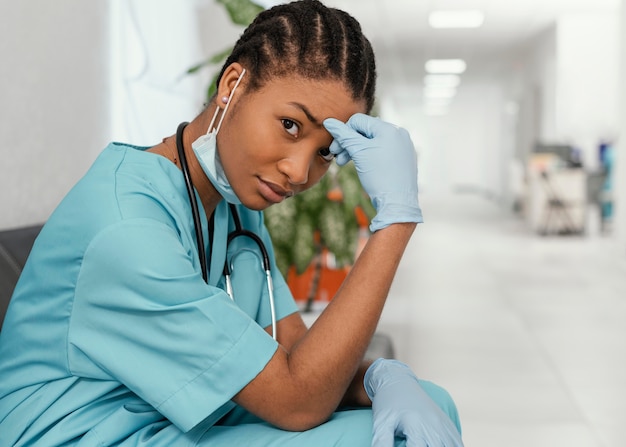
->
[423, 104, 449, 116]
[425, 59, 467, 74]
[423, 74, 461, 88]
[423, 86, 457, 99]
[424, 97, 453, 107]
[428, 10, 485, 29]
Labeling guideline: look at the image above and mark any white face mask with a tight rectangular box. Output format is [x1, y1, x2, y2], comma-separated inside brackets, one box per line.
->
[192, 69, 246, 204]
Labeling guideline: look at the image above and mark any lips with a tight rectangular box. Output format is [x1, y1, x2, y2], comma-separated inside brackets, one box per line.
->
[259, 178, 293, 203]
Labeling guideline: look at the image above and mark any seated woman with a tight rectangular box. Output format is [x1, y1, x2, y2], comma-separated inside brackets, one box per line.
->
[0, 1, 463, 445]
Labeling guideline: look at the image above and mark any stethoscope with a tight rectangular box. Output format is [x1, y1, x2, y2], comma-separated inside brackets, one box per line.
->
[176, 122, 277, 340]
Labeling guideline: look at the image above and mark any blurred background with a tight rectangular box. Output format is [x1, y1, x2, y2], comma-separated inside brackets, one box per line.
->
[1, 0, 625, 445]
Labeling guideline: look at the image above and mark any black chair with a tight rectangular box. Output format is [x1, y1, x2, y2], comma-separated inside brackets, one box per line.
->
[0, 224, 43, 330]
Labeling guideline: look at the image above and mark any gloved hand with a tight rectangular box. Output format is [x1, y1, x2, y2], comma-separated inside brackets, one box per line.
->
[323, 114, 423, 232]
[364, 358, 464, 447]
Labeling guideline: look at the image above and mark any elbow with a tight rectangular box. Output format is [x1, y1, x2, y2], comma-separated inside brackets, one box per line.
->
[273, 408, 332, 432]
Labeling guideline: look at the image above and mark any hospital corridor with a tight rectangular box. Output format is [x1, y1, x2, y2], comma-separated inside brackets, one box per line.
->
[378, 191, 626, 447]
[2, 0, 626, 446]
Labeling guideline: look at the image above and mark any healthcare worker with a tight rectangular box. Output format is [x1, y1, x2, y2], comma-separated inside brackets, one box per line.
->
[0, 1, 463, 446]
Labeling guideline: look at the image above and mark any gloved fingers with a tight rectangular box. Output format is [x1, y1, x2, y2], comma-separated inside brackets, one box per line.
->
[329, 139, 351, 166]
[335, 151, 351, 166]
[439, 422, 465, 446]
[328, 138, 344, 156]
[405, 435, 427, 447]
[405, 418, 464, 447]
[344, 112, 383, 139]
[323, 117, 357, 141]
[371, 425, 395, 447]
[323, 117, 370, 153]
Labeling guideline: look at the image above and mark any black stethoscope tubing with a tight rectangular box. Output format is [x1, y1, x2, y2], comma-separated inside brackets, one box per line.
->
[176, 122, 208, 282]
[175, 121, 277, 339]
[175, 122, 271, 282]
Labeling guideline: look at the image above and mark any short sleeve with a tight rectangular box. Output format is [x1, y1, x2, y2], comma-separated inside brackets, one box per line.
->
[68, 219, 278, 432]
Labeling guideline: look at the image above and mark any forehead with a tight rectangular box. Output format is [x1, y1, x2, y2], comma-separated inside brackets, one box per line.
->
[246, 75, 367, 123]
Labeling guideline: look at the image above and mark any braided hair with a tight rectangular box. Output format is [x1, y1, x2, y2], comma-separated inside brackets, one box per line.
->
[216, 0, 377, 112]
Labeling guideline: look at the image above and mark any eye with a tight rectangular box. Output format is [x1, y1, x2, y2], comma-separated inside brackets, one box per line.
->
[281, 119, 299, 137]
[318, 147, 334, 162]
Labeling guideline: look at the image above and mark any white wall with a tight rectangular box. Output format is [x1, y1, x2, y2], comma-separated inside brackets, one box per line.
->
[496, 12, 620, 227]
[528, 26, 558, 145]
[378, 77, 508, 199]
[110, 0, 242, 145]
[417, 80, 505, 198]
[0, 1, 244, 230]
[615, 0, 626, 248]
[0, 1, 111, 230]
[554, 13, 620, 170]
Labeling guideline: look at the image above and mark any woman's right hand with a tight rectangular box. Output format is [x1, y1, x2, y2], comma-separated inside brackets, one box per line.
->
[323, 114, 423, 232]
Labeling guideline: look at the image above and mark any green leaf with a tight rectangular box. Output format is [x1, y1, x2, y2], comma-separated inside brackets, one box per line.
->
[186, 47, 232, 75]
[272, 244, 292, 278]
[337, 163, 361, 212]
[217, 0, 263, 26]
[298, 175, 331, 217]
[291, 215, 316, 274]
[263, 199, 297, 247]
[186, 60, 210, 75]
[209, 46, 234, 64]
[319, 202, 349, 261]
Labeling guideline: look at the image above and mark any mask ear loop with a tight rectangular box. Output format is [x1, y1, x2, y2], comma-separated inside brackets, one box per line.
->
[207, 68, 247, 135]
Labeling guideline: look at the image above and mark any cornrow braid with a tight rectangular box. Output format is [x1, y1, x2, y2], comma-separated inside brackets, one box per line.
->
[216, 0, 377, 112]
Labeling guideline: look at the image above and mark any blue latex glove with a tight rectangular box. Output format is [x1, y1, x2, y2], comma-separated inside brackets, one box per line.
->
[323, 114, 423, 232]
[364, 358, 464, 447]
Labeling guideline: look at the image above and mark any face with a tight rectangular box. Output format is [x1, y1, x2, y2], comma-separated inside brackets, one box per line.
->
[217, 73, 367, 210]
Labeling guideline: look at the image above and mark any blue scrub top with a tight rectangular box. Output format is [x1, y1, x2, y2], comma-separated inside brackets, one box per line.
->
[0, 143, 299, 446]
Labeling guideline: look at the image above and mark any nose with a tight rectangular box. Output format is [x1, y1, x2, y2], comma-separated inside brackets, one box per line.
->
[277, 152, 311, 186]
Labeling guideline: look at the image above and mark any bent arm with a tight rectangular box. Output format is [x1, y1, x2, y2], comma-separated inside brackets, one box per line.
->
[233, 222, 415, 431]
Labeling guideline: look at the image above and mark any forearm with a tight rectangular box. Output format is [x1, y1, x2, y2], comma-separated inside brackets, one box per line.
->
[288, 222, 415, 397]
[234, 223, 415, 430]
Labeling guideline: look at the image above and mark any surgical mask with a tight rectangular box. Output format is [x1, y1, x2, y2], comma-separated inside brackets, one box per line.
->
[192, 69, 246, 204]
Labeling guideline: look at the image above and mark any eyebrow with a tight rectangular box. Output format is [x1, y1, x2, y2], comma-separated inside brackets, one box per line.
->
[287, 102, 322, 126]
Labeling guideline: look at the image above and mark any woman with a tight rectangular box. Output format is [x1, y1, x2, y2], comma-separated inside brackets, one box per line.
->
[0, 1, 463, 445]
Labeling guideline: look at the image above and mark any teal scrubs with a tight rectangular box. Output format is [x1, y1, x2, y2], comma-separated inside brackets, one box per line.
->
[0, 143, 460, 446]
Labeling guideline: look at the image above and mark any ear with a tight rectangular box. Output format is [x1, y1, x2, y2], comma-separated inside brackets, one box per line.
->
[217, 63, 247, 103]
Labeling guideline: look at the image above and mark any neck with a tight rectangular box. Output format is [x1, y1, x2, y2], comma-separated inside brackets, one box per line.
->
[150, 106, 225, 219]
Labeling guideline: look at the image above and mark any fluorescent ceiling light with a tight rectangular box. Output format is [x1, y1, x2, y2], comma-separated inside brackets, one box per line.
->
[424, 97, 453, 107]
[424, 74, 461, 88]
[423, 104, 449, 116]
[425, 59, 466, 74]
[428, 10, 485, 29]
[424, 85, 457, 99]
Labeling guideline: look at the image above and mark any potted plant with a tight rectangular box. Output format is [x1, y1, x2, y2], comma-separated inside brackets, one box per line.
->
[264, 163, 375, 312]
[189, 0, 376, 311]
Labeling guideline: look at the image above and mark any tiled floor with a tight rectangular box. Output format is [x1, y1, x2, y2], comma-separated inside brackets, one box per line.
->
[376, 192, 626, 447]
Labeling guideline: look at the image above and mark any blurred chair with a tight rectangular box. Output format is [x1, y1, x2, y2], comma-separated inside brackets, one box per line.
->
[538, 171, 583, 235]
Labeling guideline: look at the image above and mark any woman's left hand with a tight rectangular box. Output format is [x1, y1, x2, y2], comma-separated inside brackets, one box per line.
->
[364, 359, 464, 447]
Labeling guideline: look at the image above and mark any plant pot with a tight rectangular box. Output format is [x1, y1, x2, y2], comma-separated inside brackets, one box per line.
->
[286, 262, 349, 310]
